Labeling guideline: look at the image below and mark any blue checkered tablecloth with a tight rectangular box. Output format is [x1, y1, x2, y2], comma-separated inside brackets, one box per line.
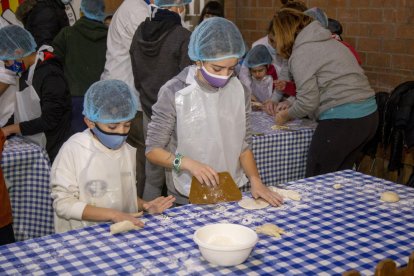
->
[1, 136, 54, 241]
[250, 111, 315, 188]
[1, 170, 413, 275]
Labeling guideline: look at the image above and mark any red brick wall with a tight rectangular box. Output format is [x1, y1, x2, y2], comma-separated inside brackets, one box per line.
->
[225, 0, 414, 92]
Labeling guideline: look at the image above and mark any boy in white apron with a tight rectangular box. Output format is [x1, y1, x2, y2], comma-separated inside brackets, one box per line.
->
[51, 80, 175, 233]
[145, 17, 283, 206]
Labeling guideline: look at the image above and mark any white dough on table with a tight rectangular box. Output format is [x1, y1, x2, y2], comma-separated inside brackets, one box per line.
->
[380, 191, 400, 203]
[110, 220, 142, 234]
[256, 223, 285, 238]
[238, 198, 269, 209]
[269, 187, 301, 201]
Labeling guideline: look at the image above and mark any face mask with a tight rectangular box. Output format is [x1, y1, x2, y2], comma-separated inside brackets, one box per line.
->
[91, 124, 128, 150]
[200, 65, 232, 88]
[5, 60, 25, 73]
[61, 0, 72, 4]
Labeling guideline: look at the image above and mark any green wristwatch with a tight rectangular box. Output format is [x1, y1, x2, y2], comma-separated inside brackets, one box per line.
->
[173, 153, 184, 173]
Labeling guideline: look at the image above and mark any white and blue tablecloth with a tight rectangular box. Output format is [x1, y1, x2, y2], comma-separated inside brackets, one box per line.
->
[250, 111, 315, 188]
[1, 136, 54, 241]
[1, 170, 413, 275]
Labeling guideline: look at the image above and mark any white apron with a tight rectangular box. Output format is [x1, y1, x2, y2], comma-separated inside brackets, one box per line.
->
[251, 75, 273, 103]
[0, 61, 17, 126]
[14, 45, 52, 147]
[173, 74, 248, 196]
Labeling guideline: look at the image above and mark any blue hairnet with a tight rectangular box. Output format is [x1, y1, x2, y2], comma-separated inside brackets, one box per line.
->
[83, 80, 138, 124]
[81, 0, 106, 22]
[243, 45, 272, 68]
[155, 0, 192, 7]
[304, 7, 328, 28]
[188, 17, 246, 61]
[0, 25, 36, 60]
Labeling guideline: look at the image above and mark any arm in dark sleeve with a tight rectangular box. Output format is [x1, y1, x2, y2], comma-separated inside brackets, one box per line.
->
[20, 73, 69, 135]
[52, 28, 67, 60]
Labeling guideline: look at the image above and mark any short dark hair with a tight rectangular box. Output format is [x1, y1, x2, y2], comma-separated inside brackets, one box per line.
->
[199, 1, 224, 24]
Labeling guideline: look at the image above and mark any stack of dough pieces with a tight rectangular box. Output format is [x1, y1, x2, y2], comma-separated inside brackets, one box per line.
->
[256, 223, 286, 238]
[269, 186, 301, 201]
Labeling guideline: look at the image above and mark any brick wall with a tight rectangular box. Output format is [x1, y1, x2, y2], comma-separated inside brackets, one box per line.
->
[225, 0, 414, 92]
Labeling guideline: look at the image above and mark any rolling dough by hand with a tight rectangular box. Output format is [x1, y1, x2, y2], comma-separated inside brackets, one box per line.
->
[238, 198, 269, 210]
[269, 187, 301, 201]
[256, 223, 285, 238]
[110, 220, 142, 235]
[380, 191, 400, 203]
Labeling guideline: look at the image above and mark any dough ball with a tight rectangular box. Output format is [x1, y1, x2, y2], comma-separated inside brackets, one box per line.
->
[333, 183, 342, 189]
[238, 198, 269, 210]
[380, 191, 400, 203]
[110, 220, 142, 235]
[256, 223, 285, 238]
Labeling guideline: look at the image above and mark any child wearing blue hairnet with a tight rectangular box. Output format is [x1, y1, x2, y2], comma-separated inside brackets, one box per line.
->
[51, 80, 175, 233]
[145, 17, 283, 207]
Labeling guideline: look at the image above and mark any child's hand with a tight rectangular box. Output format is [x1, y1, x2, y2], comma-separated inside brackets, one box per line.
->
[274, 80, 287, 91]
[182, 157, 219, 186]
[275, 101, 291, 113]
[263, 100, 278, 116]
[110, 210, 145, 227]
[250, 179, 283, 207]
[143, 195, 175, 214]
[275, 109, 291, 125]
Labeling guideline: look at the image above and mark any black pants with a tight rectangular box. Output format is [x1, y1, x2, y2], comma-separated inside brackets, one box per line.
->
[306, 111, 378, 177]
[126, 111, 146, 198]
[0, 223, 15, 246]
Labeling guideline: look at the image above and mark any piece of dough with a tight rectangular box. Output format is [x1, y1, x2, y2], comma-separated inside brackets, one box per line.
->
[269, 187, 301, 201]
[333, 183, 342, 189]
[256, 223, 285, 238]
[238, 198, 269, 209]
[380, 191, 400, 203]
[110, 220, 142, 235]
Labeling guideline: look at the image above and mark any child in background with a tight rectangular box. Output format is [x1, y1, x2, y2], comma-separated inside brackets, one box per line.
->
[51, 79, 175, 233]
[242, 44, 295, 106]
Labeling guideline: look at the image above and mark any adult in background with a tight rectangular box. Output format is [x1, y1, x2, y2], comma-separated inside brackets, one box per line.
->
[198, 1, 224, 25]
[53, 0, 108, 133]
[130, 0, 192, 201]
[272, 8, 378, 177]
[15, 0, 70, 47]
[101, 0, 151, 198]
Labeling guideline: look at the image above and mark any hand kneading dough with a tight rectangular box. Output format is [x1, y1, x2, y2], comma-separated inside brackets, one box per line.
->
[256, 224, 285, 238]
[269, 187, 301, 201]
[110, 220, 142, 234]
[380, 191, 400, 203]
[238, 198, 269, 209]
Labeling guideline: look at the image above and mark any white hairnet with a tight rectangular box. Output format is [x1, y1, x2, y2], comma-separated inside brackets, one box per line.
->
[188, 17, 246, 61]
[304, 7, 328, 28]
[81, 0, 106, 22]
[0, 25, 36, 60]
[83, 80, 138, 124]
[155, 0, 192, 7]
[243, 45, 272, 68]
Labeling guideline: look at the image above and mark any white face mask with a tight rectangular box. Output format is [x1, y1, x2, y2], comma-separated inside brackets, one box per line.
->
[61, 0, 72, 4]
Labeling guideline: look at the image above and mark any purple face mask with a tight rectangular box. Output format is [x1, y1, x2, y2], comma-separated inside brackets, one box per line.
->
[200, 65, 232, 88]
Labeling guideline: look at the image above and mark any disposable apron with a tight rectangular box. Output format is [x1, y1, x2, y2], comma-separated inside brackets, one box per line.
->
[173, 75, 248, 196]
[251, 75, 273, 103]
[75, 141, 137, 230]
[14, 45, 51, 147]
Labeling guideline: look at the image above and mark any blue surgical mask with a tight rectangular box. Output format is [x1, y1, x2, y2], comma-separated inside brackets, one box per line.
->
[5, 60, 24, 73]
[91, 125, 128, 150]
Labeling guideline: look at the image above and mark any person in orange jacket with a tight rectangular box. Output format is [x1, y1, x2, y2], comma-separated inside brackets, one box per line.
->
[0, 129, 15, 245]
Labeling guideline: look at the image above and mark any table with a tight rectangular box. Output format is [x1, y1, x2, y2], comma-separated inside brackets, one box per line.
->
[1, 170, 413, 275]
[250, 111, 315, 188]
[1, 136, 54, 241]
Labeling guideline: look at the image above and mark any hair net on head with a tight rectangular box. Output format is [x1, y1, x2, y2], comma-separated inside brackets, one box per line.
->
[83, 80, 138, 124]
[304, 7, 328, 28]
[155, 0, 192, 7]
[0, 25, 36, 60]
[188, 17, 245, 61]
[244, 45, 272, 68]
[81, 0, 106, 22]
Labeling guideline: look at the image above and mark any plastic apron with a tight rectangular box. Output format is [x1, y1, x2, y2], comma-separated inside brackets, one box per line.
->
[0, 62, 17, 127]
[14, 45, 52, 147]
[173, 74, 249, 196]
[75, 140, 137, 230]
[251, 75, 273, 103]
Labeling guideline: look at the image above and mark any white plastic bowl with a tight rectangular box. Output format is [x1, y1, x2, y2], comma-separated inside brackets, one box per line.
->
[193, 223, 258, 266]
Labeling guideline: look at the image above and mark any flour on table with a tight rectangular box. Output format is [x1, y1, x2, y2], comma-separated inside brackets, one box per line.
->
[238, 198, 269, 210]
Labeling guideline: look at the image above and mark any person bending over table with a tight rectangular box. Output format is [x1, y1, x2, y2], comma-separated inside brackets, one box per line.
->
[272, 8, 378, 177]
[145, 17, 283, 207]
[51, 80, 175, 233]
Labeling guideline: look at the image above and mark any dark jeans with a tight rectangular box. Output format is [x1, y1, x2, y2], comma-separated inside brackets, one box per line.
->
[126, 111, 146, 197]
[306, 111, 379, 177]
[0, 223, 15, 246]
